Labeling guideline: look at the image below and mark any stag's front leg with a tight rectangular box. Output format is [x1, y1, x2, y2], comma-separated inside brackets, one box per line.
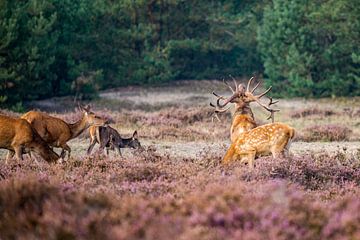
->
[236, 146, 256, 168]
[245, 151, 256, 169]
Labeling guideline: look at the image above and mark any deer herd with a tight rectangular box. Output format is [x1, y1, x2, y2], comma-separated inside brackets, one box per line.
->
[0, 77, 294, 168]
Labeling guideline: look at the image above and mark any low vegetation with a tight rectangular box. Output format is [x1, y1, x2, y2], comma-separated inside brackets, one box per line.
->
[1, 83, 360, 239]
[1, 150, 360, 239]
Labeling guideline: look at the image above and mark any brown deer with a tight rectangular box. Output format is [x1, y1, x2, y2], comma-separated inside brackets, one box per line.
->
[0, 115, 60, 163]
[21, 105, 107, 160]
[211, 77, 295, 167]
[87, 125, 143, 156]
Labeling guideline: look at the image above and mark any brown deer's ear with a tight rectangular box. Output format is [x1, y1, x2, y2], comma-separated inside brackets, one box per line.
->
[79, 104, 91, 113]
[83, 104, 91, 113]
[133, 130, 138, 139]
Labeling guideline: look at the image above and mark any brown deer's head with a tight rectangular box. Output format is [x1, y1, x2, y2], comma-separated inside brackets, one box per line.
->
[79, 105, 108, 127]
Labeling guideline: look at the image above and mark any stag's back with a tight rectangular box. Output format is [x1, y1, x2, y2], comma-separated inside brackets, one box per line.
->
[235, 123, 295, 154]
[21, 111, 71, 144]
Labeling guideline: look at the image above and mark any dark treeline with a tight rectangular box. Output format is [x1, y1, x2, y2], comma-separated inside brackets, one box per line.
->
[0, 0, 359, 106]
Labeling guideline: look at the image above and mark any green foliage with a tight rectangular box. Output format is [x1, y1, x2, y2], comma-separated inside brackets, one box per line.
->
[0, 0, 359, 105]
[258, 0, 360, 97]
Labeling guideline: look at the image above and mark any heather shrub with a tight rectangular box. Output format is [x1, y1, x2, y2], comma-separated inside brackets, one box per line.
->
[300, 124, 352, 141]
[235, 154, 360, 191]
[290, 107, 336, 118]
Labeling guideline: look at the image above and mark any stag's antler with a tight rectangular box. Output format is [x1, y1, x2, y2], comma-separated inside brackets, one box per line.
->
[210, 77, 244, 120]
[244, 77, 279, 122]
[209, 100, 230, 122]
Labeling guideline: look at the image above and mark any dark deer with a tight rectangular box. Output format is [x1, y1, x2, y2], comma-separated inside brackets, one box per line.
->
[87, 125, 143, 156]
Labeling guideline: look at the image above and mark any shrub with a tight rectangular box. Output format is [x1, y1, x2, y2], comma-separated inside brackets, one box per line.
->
[290, 108, 336, 118]
[300, 124, 352, 141]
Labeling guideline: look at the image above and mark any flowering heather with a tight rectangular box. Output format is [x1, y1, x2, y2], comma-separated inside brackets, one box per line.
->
[290, 107, 336, 118]
[1, 149, 360, 239]
[300, 124, 352, 142]
[1, 85, 360, 239]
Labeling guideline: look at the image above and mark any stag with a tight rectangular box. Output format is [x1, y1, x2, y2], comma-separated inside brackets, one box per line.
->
[0, 115, 60, 163]
[21, 105, 107, 160]
[211, 76, 295, 167]
[211, 76, 279, 142]
[87, 125, 143, 156]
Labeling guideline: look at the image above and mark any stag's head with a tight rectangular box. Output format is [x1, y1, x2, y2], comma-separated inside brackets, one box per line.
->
[210, 76, 279, 122]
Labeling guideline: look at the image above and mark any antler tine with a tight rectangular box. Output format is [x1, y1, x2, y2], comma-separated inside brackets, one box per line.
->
[251, 82, 260, 93]
[209, 101, 230, 122]
[210, 102, 229, 113]
[268, 97, 279, 106]
[253, 98, 280, 123]
[211, 113, 221, 123]
[229, 75, 238, 92]
[267, 110, 280, 123]
[246, 76, 255, 92]
[212, 91, 226, 100]
[222, 78, 235, 93]
[256, 86, 272, 99]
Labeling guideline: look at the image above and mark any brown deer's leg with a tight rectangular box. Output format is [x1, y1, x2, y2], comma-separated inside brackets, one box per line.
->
[65, 144, 71, 160]
[60, 144, 71, 160]
[6, 150, 15, 164]
[14, 146, 24, 161]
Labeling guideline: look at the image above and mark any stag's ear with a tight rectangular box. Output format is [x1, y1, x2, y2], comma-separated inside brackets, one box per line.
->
[133, 130, 138, 139]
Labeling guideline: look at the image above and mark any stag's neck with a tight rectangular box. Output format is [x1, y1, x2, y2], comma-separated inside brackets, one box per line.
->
[69, 115, 89, 139]
[233, 104, 254, 120]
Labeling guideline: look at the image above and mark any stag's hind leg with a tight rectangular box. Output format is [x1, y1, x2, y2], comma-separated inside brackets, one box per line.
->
[271, 132, 292, 159]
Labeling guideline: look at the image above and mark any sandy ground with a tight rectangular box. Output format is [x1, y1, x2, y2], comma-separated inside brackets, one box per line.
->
[1, 139, 358, 162]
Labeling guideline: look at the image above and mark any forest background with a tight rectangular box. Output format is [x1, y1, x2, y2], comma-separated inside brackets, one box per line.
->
[0, 0, 359, 107]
